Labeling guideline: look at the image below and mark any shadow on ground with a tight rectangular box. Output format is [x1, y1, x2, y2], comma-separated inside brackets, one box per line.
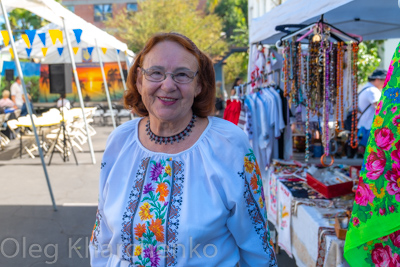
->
[0, 205, 97, 267]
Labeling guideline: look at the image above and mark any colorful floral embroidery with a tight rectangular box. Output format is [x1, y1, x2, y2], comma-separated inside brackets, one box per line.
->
[90, 209, 102, 249]
[121, 157, 184, 267]
[165, 161, 185, 267]
[121, 157, 150, 263]
[240, 149, 277, 266]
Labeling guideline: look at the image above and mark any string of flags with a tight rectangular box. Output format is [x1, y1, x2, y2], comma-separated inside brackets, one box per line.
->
[1, 28, 121, 59]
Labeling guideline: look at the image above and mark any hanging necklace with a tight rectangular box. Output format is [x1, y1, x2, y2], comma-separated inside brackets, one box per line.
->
[350, 42, 359, 149]
[146, 114, 197, 145]
[339, 43, 345, 129]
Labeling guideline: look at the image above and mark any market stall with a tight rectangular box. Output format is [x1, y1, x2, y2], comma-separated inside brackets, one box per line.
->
[242, 0, 400, 266]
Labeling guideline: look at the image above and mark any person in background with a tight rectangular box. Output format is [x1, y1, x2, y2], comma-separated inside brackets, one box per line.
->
[89, 32, 277, 266]
[56, 93, 71, 110]
[10, 77, 23, 109]
[20, 94, 35, 117]
[0, 90, 16, 109]
[230, 77, 243, 97]
[357, 69, 387, 154]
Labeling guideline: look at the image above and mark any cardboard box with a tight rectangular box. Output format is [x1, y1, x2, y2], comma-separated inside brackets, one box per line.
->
[335, 216, 348, 240]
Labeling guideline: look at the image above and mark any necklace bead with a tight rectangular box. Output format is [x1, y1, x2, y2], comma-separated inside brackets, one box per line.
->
[146, 115, 197, 145]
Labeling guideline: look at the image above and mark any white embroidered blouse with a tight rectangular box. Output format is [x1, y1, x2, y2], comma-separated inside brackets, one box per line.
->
[89, 117, 277, 267]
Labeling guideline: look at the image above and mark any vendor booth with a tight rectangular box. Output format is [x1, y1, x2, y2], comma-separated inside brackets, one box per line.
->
[233, 0, 400, 266]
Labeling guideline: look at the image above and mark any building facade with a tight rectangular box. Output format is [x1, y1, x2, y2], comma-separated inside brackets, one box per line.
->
[61, 0, 138, 29]
[248, 0, 288, 27]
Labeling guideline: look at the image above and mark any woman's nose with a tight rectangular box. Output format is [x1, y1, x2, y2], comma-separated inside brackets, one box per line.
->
[160, 74, 177, 92]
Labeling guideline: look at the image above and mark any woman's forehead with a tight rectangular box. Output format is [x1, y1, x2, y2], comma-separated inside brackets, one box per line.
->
[142, 41, 198, 68]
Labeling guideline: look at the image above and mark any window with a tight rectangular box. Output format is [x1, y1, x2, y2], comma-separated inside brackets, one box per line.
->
[127, 3, 138, 12]
[66, 6, 75, 13]
[94, 4, 113, 22]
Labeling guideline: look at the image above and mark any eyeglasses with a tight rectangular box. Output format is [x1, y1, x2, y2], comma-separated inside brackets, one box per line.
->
[140, 67, 198, 84]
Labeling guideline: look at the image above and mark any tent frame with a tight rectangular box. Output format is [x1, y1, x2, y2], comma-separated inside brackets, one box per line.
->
[0, 0, 57, 211]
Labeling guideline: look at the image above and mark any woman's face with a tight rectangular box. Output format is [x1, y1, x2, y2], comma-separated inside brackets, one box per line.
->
[136, 41, 200, 123]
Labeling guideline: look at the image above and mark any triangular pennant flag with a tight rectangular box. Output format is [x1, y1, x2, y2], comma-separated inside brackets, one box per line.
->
[116, 49, 120, 54]
[72, 47, 79, 55]
[42, 47, 48, 57]
[26, 48, 32, 58]
[24, 30, 36, 46]
[1, 30, 10, 46]
[101, 47, 107, 54]
[48, 29, 63, 45]
[87, 47, 94, 56]
[38, 32, 46, 46]
[9, 48, 13, 59]
[72, 29, 82, 44]
[21, 34, 30, 48]
[57, 47, 64, 56]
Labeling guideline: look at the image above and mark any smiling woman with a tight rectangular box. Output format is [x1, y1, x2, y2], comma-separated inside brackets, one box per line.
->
[89, 32, 277, 267]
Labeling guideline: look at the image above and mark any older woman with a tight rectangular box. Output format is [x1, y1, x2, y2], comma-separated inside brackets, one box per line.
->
[89, 33, 277, 267]
[0, 90, 16, 109]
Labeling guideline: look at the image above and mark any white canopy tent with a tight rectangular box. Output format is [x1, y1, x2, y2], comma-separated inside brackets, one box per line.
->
[1, 23, 135, 64]
[2, 0, 130, 51]
[249, 0, 400, 45]
[0, 0, 134, 210]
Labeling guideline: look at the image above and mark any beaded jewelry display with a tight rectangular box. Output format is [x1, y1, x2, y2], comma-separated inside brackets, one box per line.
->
[283, 41, 290, 98]
[146, 114, 197, 145]
[350, 42, 359, 149]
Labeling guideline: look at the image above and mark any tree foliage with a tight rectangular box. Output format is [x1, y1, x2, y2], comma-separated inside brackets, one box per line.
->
[207, 0, 249, 86]
[2, 8, 47, 33]
[106, 0, 227, 57]
[357, 40, 384, 85]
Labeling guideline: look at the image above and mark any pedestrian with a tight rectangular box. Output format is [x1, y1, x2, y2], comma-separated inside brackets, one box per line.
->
[89, 32, 277, 266]
[10, 77, 23, 109]
[357, 68, 387, 154]
[230, 77, 243, 97]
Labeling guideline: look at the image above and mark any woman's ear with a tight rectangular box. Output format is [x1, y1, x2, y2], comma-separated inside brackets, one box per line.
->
[195, 84, 201, 98]
[136, 67, 143, 95]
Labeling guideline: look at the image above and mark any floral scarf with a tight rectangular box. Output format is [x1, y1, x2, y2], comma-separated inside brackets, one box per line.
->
[344, 42, 400, 266]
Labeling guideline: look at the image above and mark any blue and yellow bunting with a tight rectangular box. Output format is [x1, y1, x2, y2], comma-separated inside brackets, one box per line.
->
[38, 33, 46, 46]
[24, 30, 36, 46]
[73, 29, 82, 44]
[57, 47, 64, 56]
[87, 47, 94, 56]
[26, 48, 32, 58]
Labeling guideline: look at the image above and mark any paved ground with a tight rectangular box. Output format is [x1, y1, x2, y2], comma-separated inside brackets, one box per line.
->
[0, 122, 297, 267]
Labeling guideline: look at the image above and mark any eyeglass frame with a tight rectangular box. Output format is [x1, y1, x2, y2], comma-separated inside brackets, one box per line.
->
[140, 67, 198, 84]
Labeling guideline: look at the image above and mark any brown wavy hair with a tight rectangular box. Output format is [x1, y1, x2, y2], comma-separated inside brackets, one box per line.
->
[124, 32, 215, 118]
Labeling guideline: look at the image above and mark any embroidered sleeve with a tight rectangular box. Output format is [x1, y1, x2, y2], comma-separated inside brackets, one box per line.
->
[226, 148, 277, 267]
[89, 161, 113, 266]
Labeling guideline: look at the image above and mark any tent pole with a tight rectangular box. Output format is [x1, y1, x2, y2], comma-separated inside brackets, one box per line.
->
[0, 0, 57, 211]
[62, 18, 96, 164]
[115, 49, 133, 120]
[95, 39, 116, 129]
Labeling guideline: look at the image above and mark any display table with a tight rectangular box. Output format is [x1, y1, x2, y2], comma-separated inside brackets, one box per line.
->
[266, 161, 354, 267]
